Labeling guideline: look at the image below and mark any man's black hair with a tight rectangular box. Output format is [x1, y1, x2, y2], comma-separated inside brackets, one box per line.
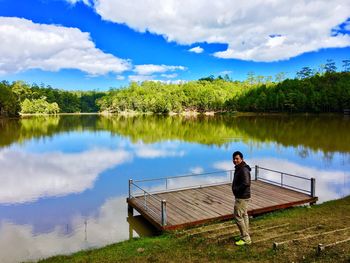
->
[232, 151, 243, 159]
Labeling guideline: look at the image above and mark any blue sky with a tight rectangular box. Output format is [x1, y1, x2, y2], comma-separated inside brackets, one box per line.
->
[0, 0, 350, 90]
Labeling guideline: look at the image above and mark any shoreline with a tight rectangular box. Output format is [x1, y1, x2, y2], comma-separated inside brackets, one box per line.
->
[8, 111, 348, 118]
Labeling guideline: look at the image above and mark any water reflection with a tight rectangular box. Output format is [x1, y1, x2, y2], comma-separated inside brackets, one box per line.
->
[0, 196, 128, 263]
[0, 148, 131, 204]
[1, 114, 350, 154]
[0, 114, 349, 263]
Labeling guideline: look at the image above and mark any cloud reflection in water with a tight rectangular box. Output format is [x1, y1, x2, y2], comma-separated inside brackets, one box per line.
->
[0, 148, 132, 204]
[0, 196, 132, 263]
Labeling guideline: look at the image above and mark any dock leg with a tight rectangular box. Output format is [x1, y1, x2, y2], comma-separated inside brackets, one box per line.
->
[309, 199, 317, 206]
[129, 221, 133, 239]
[128, 204, 134, 215]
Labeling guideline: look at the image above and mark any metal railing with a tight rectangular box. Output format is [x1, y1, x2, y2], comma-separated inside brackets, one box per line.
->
[255, 165, 316, 197]
[129, 179, 167, 226]
[128, 170, 233, 226]
[133, 169, 234, 193]
[129, 166, 316, 226]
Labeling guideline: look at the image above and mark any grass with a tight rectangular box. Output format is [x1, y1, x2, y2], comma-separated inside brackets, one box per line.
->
[38, 196, 350, 263]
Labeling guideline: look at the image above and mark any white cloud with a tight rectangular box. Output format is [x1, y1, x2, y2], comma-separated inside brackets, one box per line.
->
[91, 0, 350, 61]
[66, 0, 92, 6]
[0, 17, 131, 75]
[160, 79, 187, 84]
[160, 73, 177, 78]
[189, 166, 204, 174]
[219, 70, 232, 75]
[0, 148, 132, 204]
[134, 64, 186, 75]
[130, 64, 186, 83]
[128, 74, 155, 82]
[116, 75, 125, 80]
[134, 143, 185, 158]
[188, 46, 204, 53]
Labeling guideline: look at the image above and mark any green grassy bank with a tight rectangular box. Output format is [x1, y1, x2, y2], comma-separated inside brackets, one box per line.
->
[38, 196, 350, 263]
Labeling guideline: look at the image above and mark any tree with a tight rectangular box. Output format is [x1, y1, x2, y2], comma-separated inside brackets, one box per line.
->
[11, 80, 31, 102]
[246, 71, 256, 86]
[199, 75, 215, 82]
[20, 97, 60, 114]
[0, 82, 20, 116]
[325, 59, 337, 73]
[275, 72, 287, 83]
[342, 59, 350, 72]
[296, 67, 313, 79]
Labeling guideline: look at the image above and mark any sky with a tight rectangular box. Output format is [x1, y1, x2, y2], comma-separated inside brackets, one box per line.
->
[0, 0, 350, 90]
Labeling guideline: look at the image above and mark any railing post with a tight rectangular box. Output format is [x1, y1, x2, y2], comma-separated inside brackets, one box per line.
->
[230, 170, 234, 182]
[255, 165, 259, 181]
[161, 200, 167, 226]
[165, 178, 168, 190]
[311, 178, 316, 197]
[281, 173, 284, 187]
[128, 179, 133, 199]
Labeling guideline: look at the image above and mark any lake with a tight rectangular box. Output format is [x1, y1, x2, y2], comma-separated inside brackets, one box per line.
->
[0, 114, 349, 262]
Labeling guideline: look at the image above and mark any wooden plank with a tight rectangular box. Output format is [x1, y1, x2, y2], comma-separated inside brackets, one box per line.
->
[196, 187, 234, 210]
[178, 190, 230, 217]
[251, 185, 296, 205]
[149, 194, 196, 224]
[157, 191, 217, 223]
[131, 198, 162, 223]
[251, 184, 307, 205]
[133, 195, 181, 225]
[157, 194, 198, 224]
[214, 185, 267, 210]
[128, 179, 318, 231]
[255, 180, 310, 199]
[172, 189, 223, 218]
[196, 186, 234, 210]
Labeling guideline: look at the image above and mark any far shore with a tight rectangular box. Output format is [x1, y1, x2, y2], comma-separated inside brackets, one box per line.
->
[1, 111, 347, 119]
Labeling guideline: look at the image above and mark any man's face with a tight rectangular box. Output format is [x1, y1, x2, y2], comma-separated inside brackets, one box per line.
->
[233, 155, 243, 166]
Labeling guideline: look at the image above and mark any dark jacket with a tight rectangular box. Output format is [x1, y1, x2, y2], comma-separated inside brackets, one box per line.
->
[232, 161, 251, 199]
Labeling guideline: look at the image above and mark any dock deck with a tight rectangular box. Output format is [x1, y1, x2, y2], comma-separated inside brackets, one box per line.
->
[127, 166, 318, 231]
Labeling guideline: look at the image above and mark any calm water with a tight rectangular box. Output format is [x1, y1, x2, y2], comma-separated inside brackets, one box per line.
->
[0, 114, 349, 262]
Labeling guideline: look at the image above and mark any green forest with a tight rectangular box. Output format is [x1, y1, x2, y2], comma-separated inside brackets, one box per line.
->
[0, 81, 105, 116]
[0, 59, 349, 117]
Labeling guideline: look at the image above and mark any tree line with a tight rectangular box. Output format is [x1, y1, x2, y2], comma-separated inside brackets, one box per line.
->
[1, 59, 349, 117]
[0, 81, 105, 116]
[98, 60, 350, 114]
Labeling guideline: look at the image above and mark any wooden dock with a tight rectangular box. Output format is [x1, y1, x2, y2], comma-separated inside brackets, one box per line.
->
[127, 166, 318, 231]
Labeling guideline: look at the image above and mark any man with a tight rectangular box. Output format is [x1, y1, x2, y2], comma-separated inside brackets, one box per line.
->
[232, 151, 252, 245]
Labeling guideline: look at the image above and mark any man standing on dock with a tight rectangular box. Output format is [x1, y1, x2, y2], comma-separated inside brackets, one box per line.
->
[232, 151, 252, 245]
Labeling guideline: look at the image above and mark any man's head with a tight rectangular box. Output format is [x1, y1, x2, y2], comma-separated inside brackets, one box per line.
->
[232, 151, 244, 166]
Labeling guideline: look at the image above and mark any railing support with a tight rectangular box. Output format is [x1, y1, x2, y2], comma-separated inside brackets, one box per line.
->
[161, 200, 167, 226]
[281, 173, 284, 187]
[230, 170, 234, 182]
[311, 178, 316, 197]
[255, 165, 259, 181]
[128, 179, 133, 199]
